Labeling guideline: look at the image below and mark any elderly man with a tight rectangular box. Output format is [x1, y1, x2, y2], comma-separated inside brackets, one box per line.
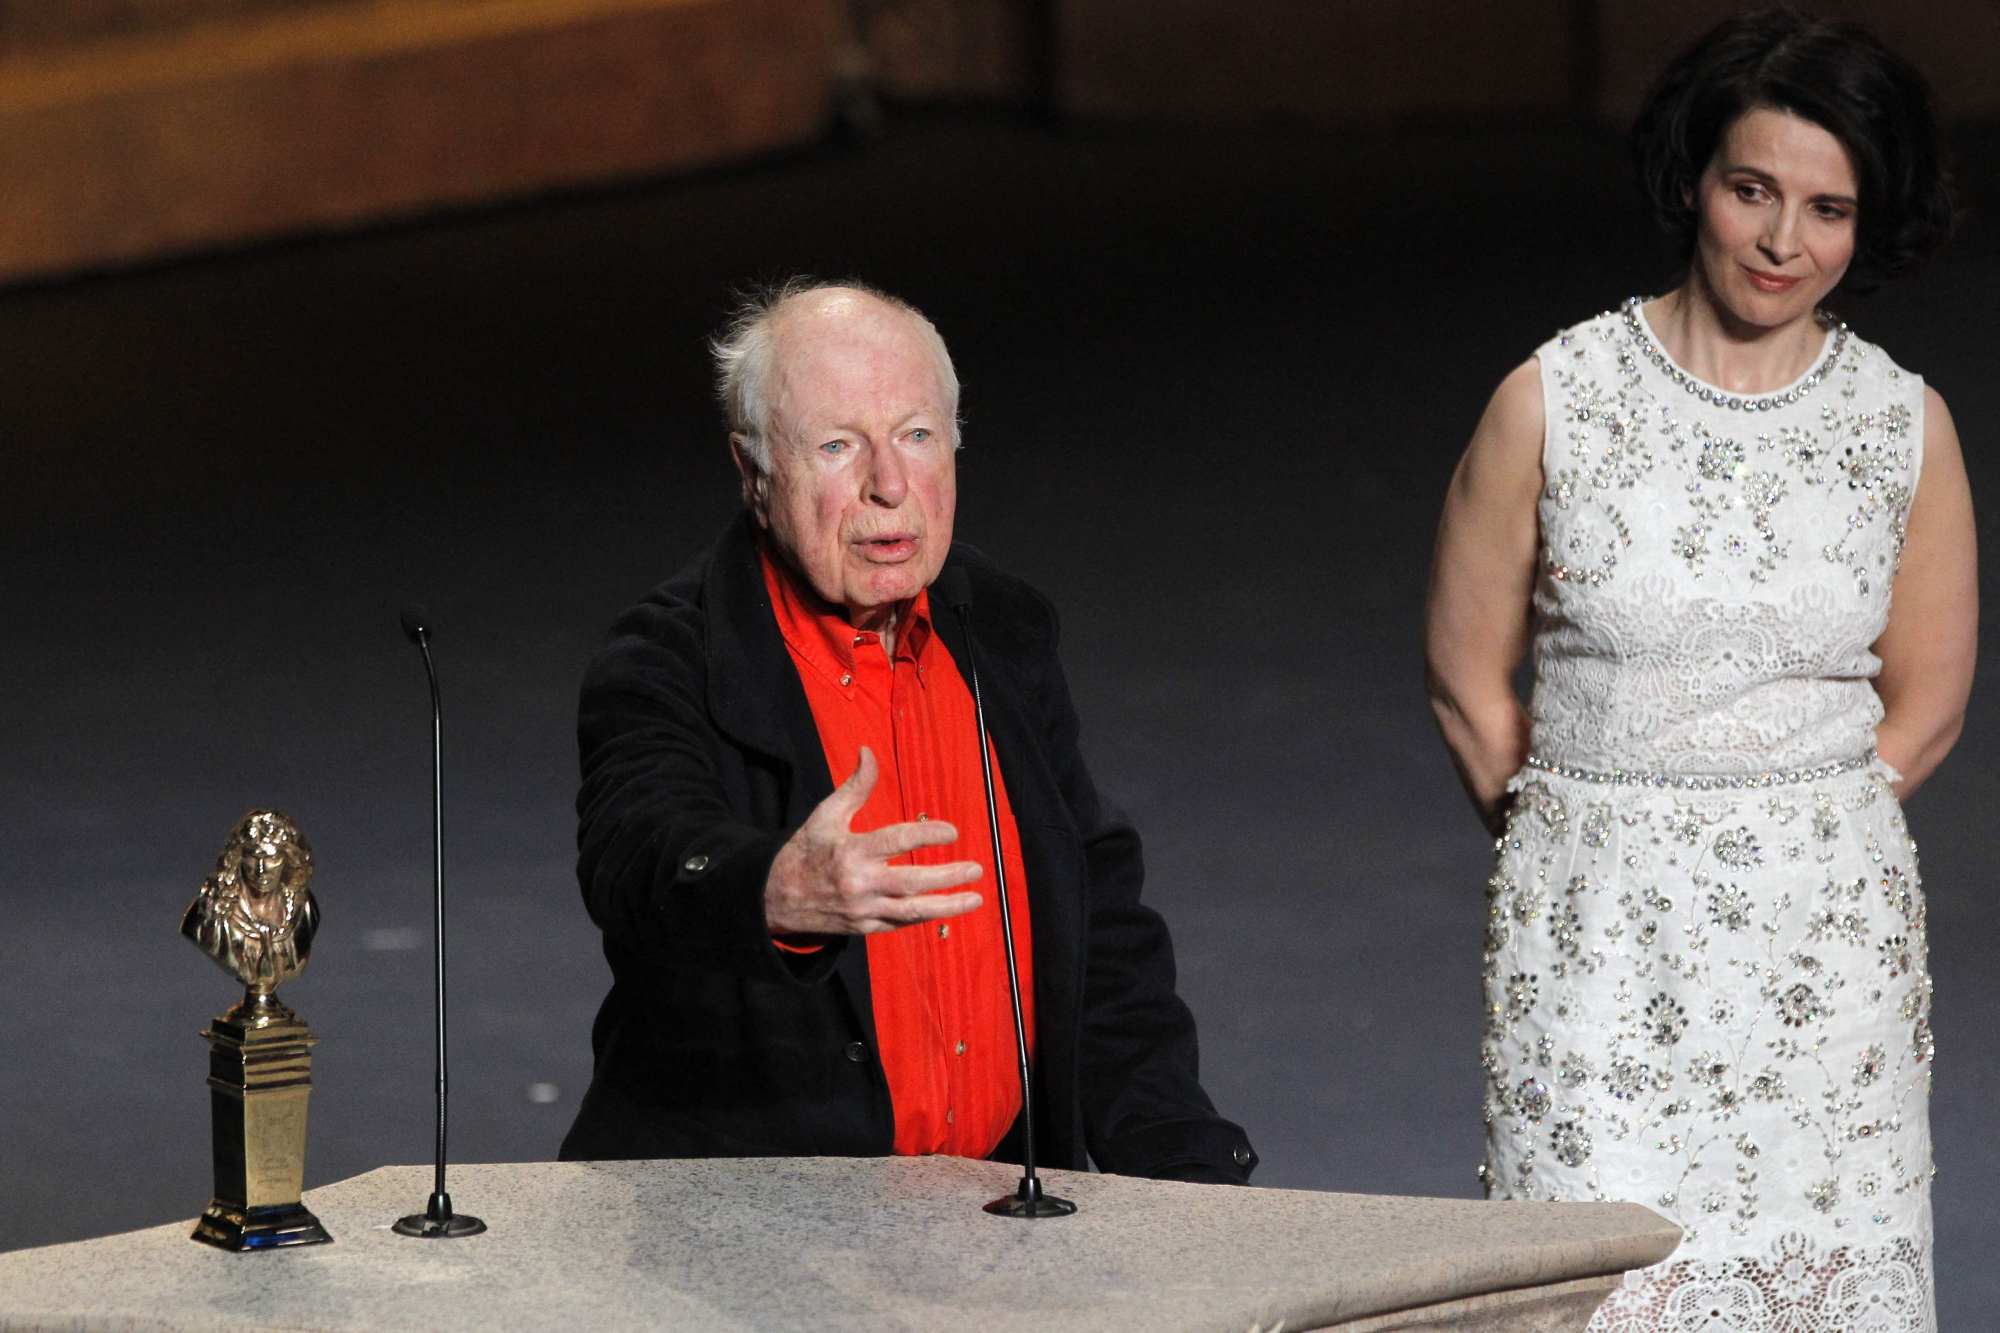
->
[560, 279, 1255, 1185]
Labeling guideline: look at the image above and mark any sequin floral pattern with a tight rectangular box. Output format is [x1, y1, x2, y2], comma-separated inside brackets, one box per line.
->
[1481, 304, 1936, 1333]
[1529, 306, 1923, 779]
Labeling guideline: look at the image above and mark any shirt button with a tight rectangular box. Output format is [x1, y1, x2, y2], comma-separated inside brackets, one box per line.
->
[1232, 1144, 1254, 1167]
[945, 1108, 954, 1124]
[955, 1041, 966, 1056]
[937, 923, 949, 940]
[916, 812, 928, 822]
[682, 854, 709, 874]
[839, 673, 853, 687]
[843, 1041, 867, 1063]
[852, 635, 865, 647]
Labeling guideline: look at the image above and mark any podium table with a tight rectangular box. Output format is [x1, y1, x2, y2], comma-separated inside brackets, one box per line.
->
[0, 1157, 1677, 1331]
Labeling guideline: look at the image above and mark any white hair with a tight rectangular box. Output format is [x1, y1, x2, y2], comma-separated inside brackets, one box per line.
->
[709, 277, 961, 474]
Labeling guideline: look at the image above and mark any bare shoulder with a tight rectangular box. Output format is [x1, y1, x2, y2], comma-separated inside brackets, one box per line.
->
[1486, 357, 1546, 443]
[1453, 358, 1546, 495]
[1922, 384, 1962, 458]
[1908, 384, 1971, 515]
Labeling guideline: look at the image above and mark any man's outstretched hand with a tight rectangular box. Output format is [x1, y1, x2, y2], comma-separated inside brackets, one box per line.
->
[763, 746, 984, 935]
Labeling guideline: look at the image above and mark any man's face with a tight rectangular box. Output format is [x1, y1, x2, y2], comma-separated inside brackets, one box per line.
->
[239, 840, 285, 899]
[738, 291, 956, 628]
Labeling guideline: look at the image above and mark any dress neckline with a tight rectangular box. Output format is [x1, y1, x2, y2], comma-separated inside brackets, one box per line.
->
[1620, 296, 1849, 413]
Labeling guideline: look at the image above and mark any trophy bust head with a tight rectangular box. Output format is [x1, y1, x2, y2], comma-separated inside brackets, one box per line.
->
[182, 810, 321, 995]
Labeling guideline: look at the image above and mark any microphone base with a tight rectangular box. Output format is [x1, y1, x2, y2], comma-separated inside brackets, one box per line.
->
[393, 1211, 487, 1239]
[393, 1191, 487, 1239]
[983, 1176, 1077, 1219]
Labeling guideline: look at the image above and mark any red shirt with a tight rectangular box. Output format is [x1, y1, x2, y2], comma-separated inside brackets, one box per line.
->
[762, 550, 1035, 1158]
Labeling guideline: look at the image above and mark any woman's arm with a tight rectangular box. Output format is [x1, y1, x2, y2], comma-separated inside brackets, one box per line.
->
[1872, 386, 1978, 800]
[1424, 359, 1546, 835]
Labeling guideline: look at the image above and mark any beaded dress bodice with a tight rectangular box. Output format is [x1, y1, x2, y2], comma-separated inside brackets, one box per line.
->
[1529, 300, 1923, 775]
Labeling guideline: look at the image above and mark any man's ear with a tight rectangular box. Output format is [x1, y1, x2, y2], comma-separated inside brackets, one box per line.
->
[728, 433, 770, 524]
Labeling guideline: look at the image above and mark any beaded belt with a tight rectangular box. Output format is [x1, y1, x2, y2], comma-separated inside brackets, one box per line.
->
[1522, 750, 1876, 792]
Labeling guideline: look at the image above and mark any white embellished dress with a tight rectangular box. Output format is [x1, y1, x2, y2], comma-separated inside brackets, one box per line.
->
[1482, 300, 1935, 1331]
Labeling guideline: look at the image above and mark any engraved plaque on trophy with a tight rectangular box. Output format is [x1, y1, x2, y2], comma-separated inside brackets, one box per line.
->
[180, 810, 332, 1250]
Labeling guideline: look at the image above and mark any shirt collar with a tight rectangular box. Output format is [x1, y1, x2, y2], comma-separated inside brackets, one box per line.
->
[759, 541, 933, 676]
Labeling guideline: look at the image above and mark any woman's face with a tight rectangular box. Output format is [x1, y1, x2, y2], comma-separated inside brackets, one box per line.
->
[1691, 106, 1859, 332]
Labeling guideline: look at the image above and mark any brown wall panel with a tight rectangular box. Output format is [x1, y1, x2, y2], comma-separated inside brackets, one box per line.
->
[9, 1, 1989, 282]
[1592, 0, 2000, 125]
[0, 0, 338, 49]
[863, 0, 1042, 103]
[0, 0, 843, 283]
[1056, 0, 1577, 124]
[1049, 1, 1994, 128]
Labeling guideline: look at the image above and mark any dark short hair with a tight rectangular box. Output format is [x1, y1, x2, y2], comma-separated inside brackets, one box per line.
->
[1630, 5, 1955, 292]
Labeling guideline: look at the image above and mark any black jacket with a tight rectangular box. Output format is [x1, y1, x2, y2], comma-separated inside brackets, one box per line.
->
[559, 517, 1255, 1183]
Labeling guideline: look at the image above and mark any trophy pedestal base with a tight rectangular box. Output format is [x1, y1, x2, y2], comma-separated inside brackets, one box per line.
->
[192, 1201, 332, 1251]
[193, 992, 332, 1251]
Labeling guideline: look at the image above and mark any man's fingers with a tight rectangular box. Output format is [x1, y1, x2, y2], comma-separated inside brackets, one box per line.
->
[875, 859, 984, 896]
[817, 746, 878, 827]
[865, 889, 984, 930]
[853, 818, 961, 861]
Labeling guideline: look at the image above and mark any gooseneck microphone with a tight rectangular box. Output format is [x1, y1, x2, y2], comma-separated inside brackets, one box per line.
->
[392, 604, 486, 1239]
[935, 567, 1077, 1220]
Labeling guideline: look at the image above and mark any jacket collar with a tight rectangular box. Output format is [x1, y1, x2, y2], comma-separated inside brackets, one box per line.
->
[701, 515, 833, 790]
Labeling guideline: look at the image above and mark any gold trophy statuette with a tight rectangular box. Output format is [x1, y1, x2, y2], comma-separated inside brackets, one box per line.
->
[181, 810, 331, 1250]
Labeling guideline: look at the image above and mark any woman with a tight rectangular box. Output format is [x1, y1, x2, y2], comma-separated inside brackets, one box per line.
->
[1424, 9, 1971, 1329]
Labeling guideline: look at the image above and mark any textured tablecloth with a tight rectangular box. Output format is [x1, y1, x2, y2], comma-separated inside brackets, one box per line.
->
[0, 1156, 1679, 1331]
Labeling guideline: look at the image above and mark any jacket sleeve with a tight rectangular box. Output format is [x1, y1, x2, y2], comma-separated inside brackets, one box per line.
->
[574, 600, 845, 985]
[1023, 591, 1259, 1184]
